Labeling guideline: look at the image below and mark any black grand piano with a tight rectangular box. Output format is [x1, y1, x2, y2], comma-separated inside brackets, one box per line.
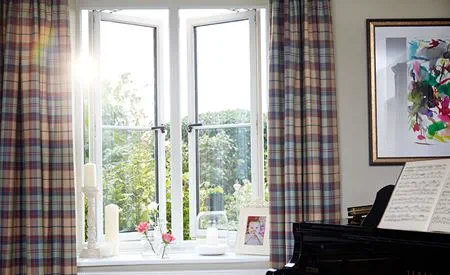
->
[267, 185, 450, 275]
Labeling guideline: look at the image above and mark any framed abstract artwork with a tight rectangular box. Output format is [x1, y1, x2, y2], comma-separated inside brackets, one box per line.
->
[367, 19, 450, 165]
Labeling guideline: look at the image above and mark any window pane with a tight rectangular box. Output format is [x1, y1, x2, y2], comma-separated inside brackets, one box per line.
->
[195, 20, 251, 124]
[102, 129, 156, 232]
[180, 9, 238, 119]
[100, 21, 156, 127]
[99, 18, 159, 233]
[198, 127, 251, 230]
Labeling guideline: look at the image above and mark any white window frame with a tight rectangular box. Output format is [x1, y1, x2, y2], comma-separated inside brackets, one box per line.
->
[186, 11, 263, 237]
[88, 10, 167, 240]
[73, 1, 269, 249]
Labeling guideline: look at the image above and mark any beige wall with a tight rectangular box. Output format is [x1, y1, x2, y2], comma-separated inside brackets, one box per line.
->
[332, 0, 450, 216]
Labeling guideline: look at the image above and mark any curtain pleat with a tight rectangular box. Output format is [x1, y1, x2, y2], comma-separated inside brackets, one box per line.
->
[0, 1, 76, 274]
[268, 0, 341, 268]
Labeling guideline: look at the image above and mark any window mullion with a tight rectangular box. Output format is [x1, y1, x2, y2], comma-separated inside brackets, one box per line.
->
[89, 10, 105, 241]
[169, 7, 184, 241]
[249, 10, 264, 200]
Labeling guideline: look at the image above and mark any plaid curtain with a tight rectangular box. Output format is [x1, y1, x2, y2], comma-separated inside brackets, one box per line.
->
[0, 1, 76, 274]
[268, 0, 341, 268]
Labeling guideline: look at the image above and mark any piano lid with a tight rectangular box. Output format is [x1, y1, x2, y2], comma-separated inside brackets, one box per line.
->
[296, 219, 450, 249]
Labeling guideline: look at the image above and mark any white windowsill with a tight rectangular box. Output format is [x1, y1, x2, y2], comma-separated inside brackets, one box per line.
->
[77, 252, 268, 267]
[77, 240, 269, 270]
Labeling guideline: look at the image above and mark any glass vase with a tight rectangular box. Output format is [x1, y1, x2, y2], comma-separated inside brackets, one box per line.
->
[140, 233, 156, 256]
[157, 243, 170, 259]
[152, 219, 166, 244]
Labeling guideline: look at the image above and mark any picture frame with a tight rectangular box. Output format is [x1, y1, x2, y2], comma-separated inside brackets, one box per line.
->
[235, 207, 270, 255]
[367, 18, 450, 165]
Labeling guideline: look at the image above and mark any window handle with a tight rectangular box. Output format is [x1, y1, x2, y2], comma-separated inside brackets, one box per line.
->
[151, 125, 166, 134]
[187, 123, 203, 133]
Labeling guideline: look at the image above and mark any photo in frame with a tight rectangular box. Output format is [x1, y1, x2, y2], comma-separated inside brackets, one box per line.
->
[367, 19, 450, 165]
[235, 207, 270, 255]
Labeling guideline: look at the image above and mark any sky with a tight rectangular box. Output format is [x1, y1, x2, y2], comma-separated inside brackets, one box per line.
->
[81, 9, 267, 125]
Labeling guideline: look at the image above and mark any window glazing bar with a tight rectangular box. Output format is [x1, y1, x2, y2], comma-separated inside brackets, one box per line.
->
[193, 123, 251, 131]
[101, 125, 156, 131]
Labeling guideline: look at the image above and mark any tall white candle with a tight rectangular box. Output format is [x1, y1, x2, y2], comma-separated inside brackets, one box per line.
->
[206, 227, 219, 246]
[84, 163, 97, 187]
[105, 204, 119, 255]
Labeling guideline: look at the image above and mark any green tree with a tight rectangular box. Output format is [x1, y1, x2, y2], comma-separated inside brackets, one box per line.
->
[95, 72, 268, 238]
[101, 73, 156, 231]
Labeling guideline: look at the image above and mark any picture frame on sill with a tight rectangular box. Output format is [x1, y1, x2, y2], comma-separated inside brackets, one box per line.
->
[367, 18, 450, 165]
[235, 207, 269, 256]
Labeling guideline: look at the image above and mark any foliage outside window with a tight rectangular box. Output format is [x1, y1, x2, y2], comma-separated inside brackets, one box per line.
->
[96, 74, 267, 237]
[81, 8, 268, 241]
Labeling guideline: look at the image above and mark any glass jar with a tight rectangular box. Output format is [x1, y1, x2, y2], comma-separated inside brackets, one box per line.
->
[196, 211, 229, 243]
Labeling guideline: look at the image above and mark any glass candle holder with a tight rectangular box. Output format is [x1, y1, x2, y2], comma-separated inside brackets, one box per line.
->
[196, 211, 228, 255]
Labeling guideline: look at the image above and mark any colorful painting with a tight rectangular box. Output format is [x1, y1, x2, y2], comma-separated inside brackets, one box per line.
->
[407, 39, 450, 144]
[368, 19, 450, 165]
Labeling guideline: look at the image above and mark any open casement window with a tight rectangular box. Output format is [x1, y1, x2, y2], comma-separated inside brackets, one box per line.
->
[89, 11, 166, 239]
[186, 10, 264, 237]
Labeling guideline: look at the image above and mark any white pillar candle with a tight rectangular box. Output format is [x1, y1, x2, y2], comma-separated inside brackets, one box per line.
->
[206, 227, 219, 246]
[84, 163, 97, 187]
[105, 204, 119, 255]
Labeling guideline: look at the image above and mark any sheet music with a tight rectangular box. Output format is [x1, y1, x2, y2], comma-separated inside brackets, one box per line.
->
[378, 160, 450, 232]
[428, 175, 450, 233]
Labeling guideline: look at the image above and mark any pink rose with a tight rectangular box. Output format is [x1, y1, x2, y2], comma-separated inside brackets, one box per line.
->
[162, 233, 175, 244]
[136, 222, 150, 233]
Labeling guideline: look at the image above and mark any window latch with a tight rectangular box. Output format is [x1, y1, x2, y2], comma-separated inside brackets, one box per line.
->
[151, 125, 166, 134]
[187, 123, 203, 133]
